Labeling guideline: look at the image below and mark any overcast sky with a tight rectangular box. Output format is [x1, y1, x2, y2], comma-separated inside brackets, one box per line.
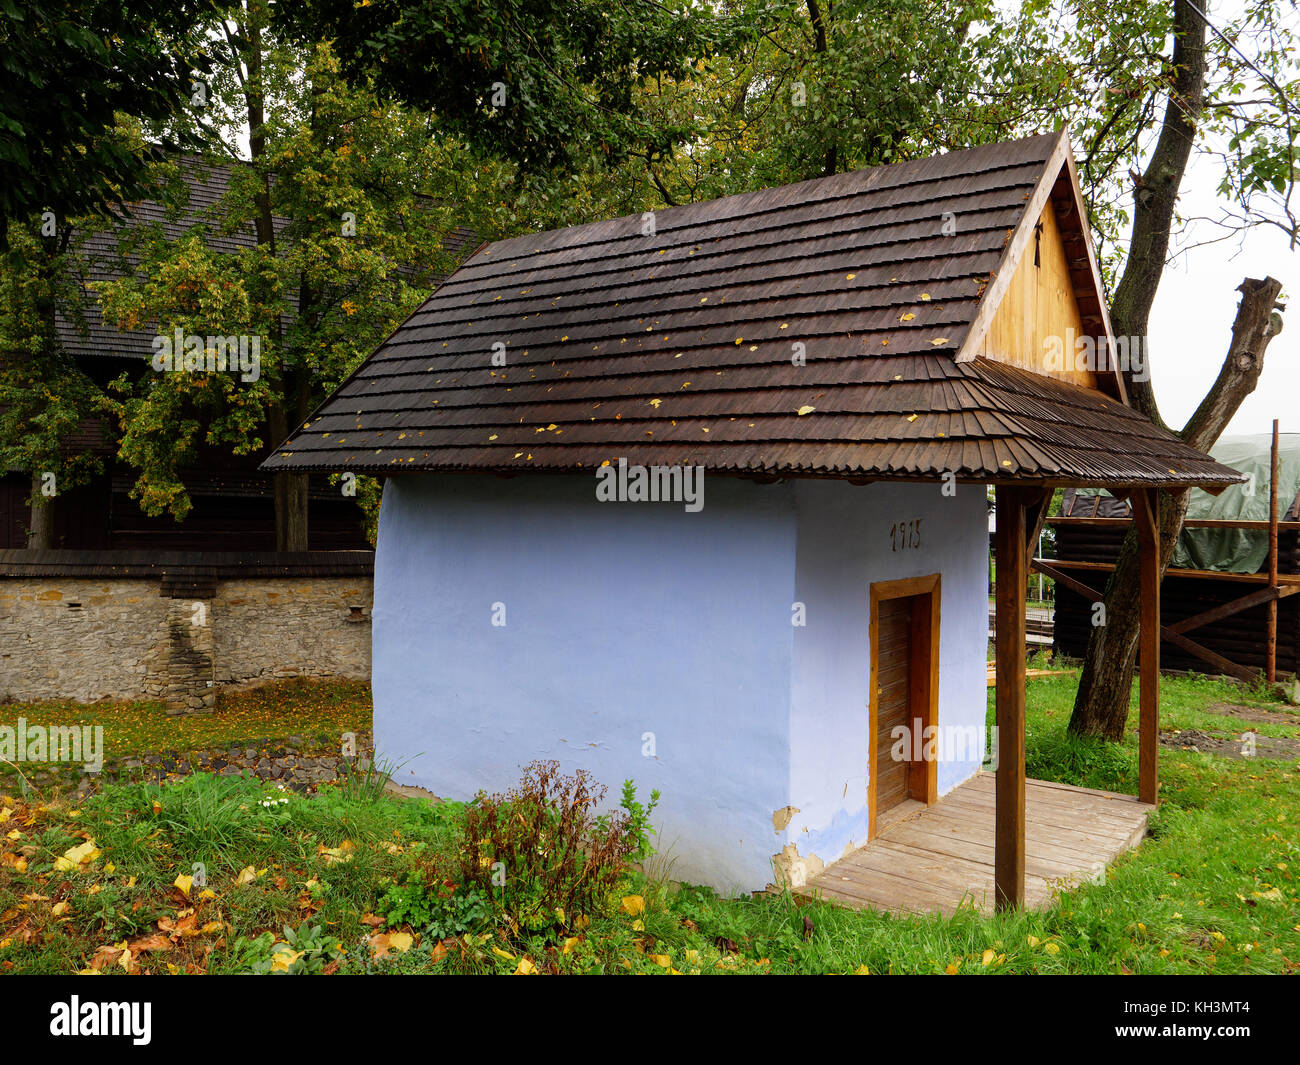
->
[1148, 147, 1297, 438]
[1122, 0, 1297, 439]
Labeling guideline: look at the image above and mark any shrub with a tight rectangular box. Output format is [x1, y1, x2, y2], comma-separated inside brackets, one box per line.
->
[460, 761, 649, 931]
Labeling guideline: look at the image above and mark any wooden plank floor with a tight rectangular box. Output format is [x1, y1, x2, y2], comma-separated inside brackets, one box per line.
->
[806, 774, 1154, 916]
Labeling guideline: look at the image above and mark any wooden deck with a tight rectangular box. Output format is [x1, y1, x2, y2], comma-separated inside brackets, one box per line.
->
[806, 774, 1154, 915]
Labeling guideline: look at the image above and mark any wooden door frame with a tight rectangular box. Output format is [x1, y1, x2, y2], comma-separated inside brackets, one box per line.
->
[868, 573, 942, 839]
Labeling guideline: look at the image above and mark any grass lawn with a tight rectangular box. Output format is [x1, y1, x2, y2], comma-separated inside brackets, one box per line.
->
[0, 680, 372, 789]
[1, 672, 1297, 974]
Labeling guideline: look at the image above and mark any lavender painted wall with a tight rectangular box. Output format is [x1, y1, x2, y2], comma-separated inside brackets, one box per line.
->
[782, 482, 989, 881]
[371, 472, 989, 892]
[372, 472, 798, 890]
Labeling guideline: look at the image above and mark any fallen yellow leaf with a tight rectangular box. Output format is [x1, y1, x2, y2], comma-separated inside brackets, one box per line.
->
[270, 944, 304, 973]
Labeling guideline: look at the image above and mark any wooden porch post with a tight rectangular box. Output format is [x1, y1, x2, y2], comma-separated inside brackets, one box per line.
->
[994, 486, 1028, 911]
[1133, 488, 1161, 805]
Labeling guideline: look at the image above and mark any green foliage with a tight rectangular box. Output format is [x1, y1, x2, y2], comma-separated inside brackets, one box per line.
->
[377, 867, 490, 939]
[94, 29, 476, 522]
[611, 779, 660, 865]
[246, 922, 345, 974]
[0, 218, 113, 509]
[276, 0, 729, 175]
[0, 0, 213, 240]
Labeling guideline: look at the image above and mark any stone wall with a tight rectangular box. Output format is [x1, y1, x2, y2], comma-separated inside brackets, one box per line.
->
[0, 576, 371, 708]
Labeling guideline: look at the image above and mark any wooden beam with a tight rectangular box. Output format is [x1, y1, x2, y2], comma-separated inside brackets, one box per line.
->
[1162, 629, 1258, 683]
[1031, 558, 1103, 603]
[1031, 558, 1290, 681]
[1132, 489, 1160, 806]
[1024, 489, 1054, 571]
[1038, 557, 1300, 586]
[1046, 516, 1300, 530]
[994, 486, 1029, 911]
[1165, 585, 1290, 636]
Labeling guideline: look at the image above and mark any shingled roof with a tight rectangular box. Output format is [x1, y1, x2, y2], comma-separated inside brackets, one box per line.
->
[262, 131, 1242, 489]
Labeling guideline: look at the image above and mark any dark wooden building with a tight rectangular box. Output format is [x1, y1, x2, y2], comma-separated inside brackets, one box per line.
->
[1, 157, 476, 551]
[1050, 446, 1300, 680]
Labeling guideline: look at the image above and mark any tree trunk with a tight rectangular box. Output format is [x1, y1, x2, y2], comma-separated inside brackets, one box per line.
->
[1068, 276, 1285, 739]
[27, 469, 53, 549]
[1067, 0, 1205, 737]
[1108, 0, 1208, 428]
[274, 470, 309, 552]
[241, 7, 305, 551]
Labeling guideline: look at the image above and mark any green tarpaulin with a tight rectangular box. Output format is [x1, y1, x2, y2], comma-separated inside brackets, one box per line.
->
[1073, 434, 1300, 574]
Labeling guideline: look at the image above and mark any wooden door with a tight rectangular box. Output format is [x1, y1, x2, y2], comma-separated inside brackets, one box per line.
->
[874, 596, 914, 818]
[869, 575, 941, 838]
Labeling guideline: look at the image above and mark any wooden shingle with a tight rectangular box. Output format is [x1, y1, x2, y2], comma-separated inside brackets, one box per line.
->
[263, 133, 1242, 489]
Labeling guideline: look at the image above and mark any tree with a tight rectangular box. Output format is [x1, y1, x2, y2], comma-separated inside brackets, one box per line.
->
[1067, 0, 1295, 738]
[0, 0, 215, 241]
[274, 0, 728, 176]
[0, 0, 215, 545]
[95, 9, 484, 549]
[0, 216, 112, 547]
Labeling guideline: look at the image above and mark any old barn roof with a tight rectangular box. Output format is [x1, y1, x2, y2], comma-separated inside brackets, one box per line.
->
[263, 132, 1242, 489]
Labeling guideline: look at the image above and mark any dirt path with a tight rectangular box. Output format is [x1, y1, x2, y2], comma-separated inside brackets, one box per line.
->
[1160, 727, 1300, 761]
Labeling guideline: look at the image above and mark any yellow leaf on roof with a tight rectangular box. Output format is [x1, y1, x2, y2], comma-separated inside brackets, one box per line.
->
[797, 405, 816, 416]
[649, 398, 662, 408]
[920, 293, 932, 301]
[900, 312, 916, 322]
[931, 337, 950, 346]
[845, 273, 857, 280]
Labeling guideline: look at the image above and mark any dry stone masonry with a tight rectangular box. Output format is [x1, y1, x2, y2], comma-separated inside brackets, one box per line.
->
[0, 574, 372, 711]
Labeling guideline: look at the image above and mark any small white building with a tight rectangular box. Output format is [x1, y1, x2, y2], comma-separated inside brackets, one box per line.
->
[266, 132, 1238, 897]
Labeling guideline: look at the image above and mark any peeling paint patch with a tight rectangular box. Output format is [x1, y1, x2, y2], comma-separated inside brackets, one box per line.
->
[772, 805, 800, 833]
[771, 842, 825, 889]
